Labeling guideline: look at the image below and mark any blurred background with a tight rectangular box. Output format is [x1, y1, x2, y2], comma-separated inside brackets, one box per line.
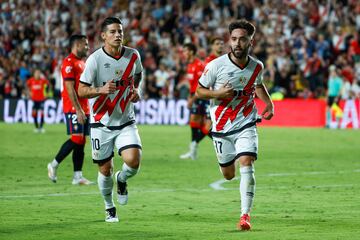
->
[0, 0, 359, 128]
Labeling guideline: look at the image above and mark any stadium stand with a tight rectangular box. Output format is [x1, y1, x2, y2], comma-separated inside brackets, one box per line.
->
[0, 0, 359, 100]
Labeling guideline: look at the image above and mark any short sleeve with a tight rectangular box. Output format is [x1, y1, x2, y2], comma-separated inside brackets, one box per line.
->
[80, 54, 97, 86]
[198, 61, 217, 88]
[134, 49, 143, 74]
[255, 62, 264, 85]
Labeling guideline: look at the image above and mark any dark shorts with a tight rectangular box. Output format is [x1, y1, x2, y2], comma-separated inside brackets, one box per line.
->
[327, 96, 339, 107]
[33, 101, 45, 111]
[190, 99, 210, 118]
[65, 113, 90, 135]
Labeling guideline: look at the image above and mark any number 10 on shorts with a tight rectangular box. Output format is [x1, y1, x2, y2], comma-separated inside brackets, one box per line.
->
[91, 138, 100, 150]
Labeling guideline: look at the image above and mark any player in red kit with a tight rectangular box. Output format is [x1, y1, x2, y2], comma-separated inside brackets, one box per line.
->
[179, 43, 209, 160]
[27, 69, 49, 133]
[204, 36, 225, 66]
[190, 36, 226, 149]
[47, 35, 93, 185]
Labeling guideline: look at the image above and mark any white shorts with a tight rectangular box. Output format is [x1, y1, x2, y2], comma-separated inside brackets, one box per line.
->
[90, 124, 142, 163]
[212, 126, 258, 167]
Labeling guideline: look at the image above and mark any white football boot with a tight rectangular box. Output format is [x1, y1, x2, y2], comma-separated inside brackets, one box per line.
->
[47, 163, 57, 183]
[180, 141, 198, 160]
[72, 176, 94, 185]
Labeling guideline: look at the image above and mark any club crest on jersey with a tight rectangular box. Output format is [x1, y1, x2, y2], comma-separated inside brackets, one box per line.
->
[239, 76, 247, 85]
[65, 66, 72, 73]
[104, 63, 110, 68]
[115, 69, 123, 76]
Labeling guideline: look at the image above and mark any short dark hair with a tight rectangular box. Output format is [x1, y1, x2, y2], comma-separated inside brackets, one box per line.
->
[183, 43, 197, 54]
[101, 17, 122, 32]
[210, 36, 223, 45]
[69, 34, 87, 49]
[229, 19, 256, 37]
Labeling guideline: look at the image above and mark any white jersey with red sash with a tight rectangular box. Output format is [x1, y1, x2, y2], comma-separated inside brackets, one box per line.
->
[80, 46, 143, 127]
[199, 54, 263, 135]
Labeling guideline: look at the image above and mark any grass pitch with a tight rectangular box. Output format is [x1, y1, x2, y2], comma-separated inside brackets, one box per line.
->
[0, 123, 359, 240]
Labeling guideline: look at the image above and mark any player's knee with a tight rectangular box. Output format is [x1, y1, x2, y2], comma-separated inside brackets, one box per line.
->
[223, 172, 235, 180]
[32, 111, 37, 118]
[98, 164, 113, 176]
[101, 168, 112, 176]
[120, 148, 141, 168]
[71, 135, 86, 145]
[126, 156, 141, 169]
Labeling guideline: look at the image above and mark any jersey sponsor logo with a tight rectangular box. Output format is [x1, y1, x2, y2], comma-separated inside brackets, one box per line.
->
[214, 64, 262, 131]
[104, 63, 110, 68]
[65, 66, 72, 73]
[93, 53, 138, 122]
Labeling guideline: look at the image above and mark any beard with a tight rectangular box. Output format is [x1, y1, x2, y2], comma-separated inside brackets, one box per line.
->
[78, 50, 87, 58]
[230, 46, 248, 59]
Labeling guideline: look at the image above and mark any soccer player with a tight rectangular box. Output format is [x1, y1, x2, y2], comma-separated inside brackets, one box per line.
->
[196, 19, 274, 230]
[47, 34, 93, 185]
[27, 69, 49, 133]
[204, 36, 225, 66]
[179, 43, 207, 160]
[197, 37, 225, 147]
[78, 17, 143, 223]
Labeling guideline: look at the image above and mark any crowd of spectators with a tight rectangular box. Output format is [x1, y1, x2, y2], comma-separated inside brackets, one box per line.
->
[0, 0, 359, 100]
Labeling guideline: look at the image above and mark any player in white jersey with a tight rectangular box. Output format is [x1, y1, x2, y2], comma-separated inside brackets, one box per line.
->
[197, 19, 274, 231]
[78, 17, 143, 223]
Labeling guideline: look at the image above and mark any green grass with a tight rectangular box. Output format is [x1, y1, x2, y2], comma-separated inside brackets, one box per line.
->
[0, 123, 360, 240]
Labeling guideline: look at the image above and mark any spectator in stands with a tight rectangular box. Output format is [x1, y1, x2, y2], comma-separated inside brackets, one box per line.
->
[0, 1, 359, 101]
[144, 72, 160, 99]
[326, 65, 343, 128]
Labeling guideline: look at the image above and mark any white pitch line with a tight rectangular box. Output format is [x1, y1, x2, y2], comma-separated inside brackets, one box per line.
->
[209, 179, 356, 190]
[260, 169, 360, 177]
[1, 169, 359, 198]
[0, 188, 213, 199]
[209, 169, 360, 190]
